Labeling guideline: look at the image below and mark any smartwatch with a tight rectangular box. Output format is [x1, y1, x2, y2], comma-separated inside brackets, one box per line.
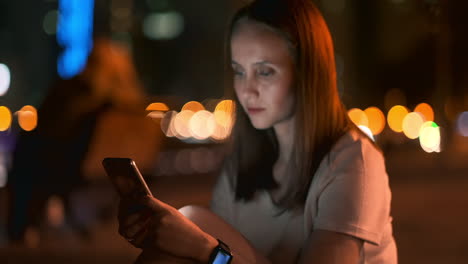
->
[208, 239, 233, 264]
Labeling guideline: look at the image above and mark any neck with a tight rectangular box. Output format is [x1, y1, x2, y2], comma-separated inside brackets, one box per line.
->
[273, 116, 295, 164]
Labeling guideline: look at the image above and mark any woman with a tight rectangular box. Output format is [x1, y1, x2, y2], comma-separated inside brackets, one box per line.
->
[118, 0, 397, 263]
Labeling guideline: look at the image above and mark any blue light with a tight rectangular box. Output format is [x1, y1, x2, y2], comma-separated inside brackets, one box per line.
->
[213, 252, 232, 264]
[57, 0, 94, 79]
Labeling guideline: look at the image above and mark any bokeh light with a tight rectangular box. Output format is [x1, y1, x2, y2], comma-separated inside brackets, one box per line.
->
[18, 105, 38, 131]
[212, 100, 235, 141]
[419, 121, 441, 153]
[0, 163, 7, 188]
[215, 100, 235, 114]
[160, 110, 177, 137]
[384, 88, 406, 111]
[387, 105, 409, 133]
[46, 195, 65, 227]
[0, 106, 12, 131]
[146, 102, 169, 112]
[364, 107, 385, 135]
[43, 10, 59, 35]
[214, 110, 233, 129]
[0, 63, 11, 96]
[402, 112, 425, 139]
[457, 112, 468, 137]
[146, 111, 164, 119]
[212, 110, 234, 141]
[182, 101, 205, 112]
[174, 110, 194, 139]
[189, 110, 216, 140]
[348, 108, 368, 127]
[24, 227, 40, 249]
[143, 11, 184, 40]
[358, 125, 375, 142]
[56, 0, 94, 79]
[414, 103, 434, 122]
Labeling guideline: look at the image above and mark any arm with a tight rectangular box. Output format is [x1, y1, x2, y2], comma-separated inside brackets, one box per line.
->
[297, 229, 363, 264]
[119, 196, 272, 264]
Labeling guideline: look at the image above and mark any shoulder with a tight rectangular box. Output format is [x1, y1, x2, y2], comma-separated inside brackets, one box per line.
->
[328, 129, 385, 173]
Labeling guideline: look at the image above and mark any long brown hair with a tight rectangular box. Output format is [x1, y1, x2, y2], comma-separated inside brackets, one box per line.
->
[224, 0, 352, 209]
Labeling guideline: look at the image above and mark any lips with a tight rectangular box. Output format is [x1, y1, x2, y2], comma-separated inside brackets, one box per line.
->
[247, 107, 265, 115]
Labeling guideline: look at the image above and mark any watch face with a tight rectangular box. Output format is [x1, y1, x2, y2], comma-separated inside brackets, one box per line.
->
[213, 251, 232, 264]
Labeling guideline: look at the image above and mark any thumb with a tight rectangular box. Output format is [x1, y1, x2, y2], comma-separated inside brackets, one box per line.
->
[140, 195, 166, 212]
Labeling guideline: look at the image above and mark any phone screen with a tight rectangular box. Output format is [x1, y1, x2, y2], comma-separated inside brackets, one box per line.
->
[102, 158, 153, 198]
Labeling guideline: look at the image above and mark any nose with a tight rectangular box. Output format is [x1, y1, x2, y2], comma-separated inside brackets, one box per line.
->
[238, 77, 259, 100]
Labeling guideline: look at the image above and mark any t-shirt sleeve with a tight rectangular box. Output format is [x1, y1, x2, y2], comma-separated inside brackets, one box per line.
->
[312, 138, 391, 246]
[210, 169, 236, 225]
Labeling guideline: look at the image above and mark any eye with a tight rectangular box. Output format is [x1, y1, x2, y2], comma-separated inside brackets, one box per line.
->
[232, 66, 244, 78]
[258, 67, 274, 77]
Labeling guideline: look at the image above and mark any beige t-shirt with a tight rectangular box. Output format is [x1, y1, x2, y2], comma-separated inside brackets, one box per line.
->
[210, 130, 397, 263]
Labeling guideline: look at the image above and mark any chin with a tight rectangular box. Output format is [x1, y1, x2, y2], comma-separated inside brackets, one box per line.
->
[250, 120, 272, 130]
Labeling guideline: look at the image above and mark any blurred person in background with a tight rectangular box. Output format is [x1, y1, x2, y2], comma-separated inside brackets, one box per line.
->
[117, 0, 397, 263]
[7, 37, 146, 244]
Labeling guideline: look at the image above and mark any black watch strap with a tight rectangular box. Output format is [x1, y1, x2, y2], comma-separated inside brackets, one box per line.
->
[208, 239, 233, 264]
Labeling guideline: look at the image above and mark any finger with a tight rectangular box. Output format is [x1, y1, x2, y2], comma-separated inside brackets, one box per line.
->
[130, 226, 151, 249]
[139, 195, 168, 212]
[125, 216, 152, 239]
[119, 213, 149, 238]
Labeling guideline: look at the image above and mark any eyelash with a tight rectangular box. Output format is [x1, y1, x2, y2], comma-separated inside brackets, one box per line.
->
[232, 69, 274, 78]
[258, 69, 273, 77]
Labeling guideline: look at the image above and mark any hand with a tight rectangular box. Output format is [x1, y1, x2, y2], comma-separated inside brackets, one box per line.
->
[118, 196, 154, 248]
[118, 195, 218, 262]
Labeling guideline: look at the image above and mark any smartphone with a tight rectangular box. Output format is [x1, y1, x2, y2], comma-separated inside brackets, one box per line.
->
[102, 157, 153, 198]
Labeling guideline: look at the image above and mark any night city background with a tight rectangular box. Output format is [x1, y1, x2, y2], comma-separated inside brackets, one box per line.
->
[0, 0, 468, 263]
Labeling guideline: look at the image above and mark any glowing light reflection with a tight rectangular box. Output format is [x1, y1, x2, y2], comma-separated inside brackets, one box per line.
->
[402, 112, 424, 139]
[0, 106, 12, 131]
[189, 110, 216, 140]
[364, 107, 385, 135]
[18, 105, 38, 131]
[457, 112, 468, 137]
[414, 102, 434, 122]
[0, 63, 11, 96]
[174, 110, 194, 139]
[146, 102, 169, 112]
[160, 110, 177, 137]
[387, 105, 409, 133]
[143, 11, 184, 40]
[348, 108, 368, 127]
[419, 121, 441, 153]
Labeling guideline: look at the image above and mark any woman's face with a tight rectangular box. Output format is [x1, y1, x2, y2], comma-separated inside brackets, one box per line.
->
[231, 21, 296, 130]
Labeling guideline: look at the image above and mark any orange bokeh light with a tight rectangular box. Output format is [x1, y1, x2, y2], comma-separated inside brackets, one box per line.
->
[0, 106, 12, 131]
[414, 103, 434, 122]
[18, 105, 38, 131]
[215, 100, 235, 115]
[182, 101, 205, 112]
[402, 112, 424, 139]
[146, 102, 169, 112]
[348, 108, 368, 127]
[387, 105, 409, 133]
[364, 107, 385, 135]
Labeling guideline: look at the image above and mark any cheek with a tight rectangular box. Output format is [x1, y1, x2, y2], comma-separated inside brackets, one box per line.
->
[270, 81, 294, 107]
